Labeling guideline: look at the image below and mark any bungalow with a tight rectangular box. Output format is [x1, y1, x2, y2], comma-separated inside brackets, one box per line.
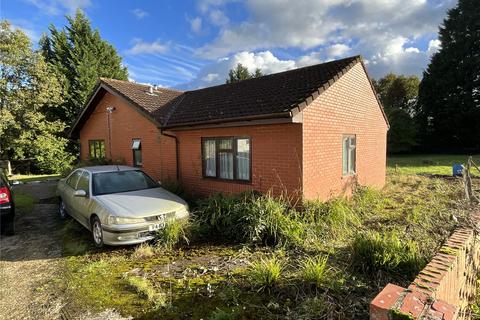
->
[70, 55, 389, 200]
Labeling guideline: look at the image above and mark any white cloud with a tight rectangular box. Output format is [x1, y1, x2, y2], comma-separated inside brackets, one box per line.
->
[427, 39, 441, 54]
[133, 8, 149, 19]
[126, 39, 169, 55]
[181, 50, 297, 89]
[209, 10, 229, 26]
[189, 17, 203, 34]
[25, 0, 91, 15]
[194, 0, 455, 78]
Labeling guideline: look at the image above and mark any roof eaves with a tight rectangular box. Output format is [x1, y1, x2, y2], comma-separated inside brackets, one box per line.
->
[69, 79, 103, 137]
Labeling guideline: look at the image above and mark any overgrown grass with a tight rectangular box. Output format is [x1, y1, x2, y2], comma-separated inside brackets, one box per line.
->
[387, 154, 480, 176]
[248, 256, 285, 290]
[125, 276, 166, 308]
[299, 255, 329, 288]
[131, 243, 155, 259]
[155, 219, 189, 249]
[351, 230, 424, 277]
[57, 173, 473, 319]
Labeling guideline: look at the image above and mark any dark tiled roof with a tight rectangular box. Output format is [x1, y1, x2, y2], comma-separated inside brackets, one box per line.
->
[100, 78, 183, 123]
[164, 56, 361, 127]
[73, 56, 368, 135]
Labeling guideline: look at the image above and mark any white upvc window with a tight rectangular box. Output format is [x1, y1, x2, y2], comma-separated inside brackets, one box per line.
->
[342, 135, 356, 175]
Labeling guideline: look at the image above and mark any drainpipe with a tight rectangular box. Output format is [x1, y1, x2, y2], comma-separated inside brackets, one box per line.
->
[106, 106, 115, 159]
[160, 130, 179, 181]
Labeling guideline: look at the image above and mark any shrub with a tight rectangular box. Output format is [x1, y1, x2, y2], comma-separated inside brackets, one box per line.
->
[248, 256, 285, 289]
[299, 255, 329, 288]
[351, 230, 424, 277]
[155, 219, 189, 249]
[194, 191, 303, 246]
[125, 276, 166, 308]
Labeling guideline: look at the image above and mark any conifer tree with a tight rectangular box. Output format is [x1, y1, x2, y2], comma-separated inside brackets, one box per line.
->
[417, 0, 480, 152]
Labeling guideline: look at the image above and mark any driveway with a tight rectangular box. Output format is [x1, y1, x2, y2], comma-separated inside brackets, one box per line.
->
[0, 181, 64, 320]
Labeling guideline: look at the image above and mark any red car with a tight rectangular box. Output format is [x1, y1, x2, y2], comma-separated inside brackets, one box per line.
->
[0, 170, 14, 235]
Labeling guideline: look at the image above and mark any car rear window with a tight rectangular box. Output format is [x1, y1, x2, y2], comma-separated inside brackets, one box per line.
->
[92, 170, 158, 196]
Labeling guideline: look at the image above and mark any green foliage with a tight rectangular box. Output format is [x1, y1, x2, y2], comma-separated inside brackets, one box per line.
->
[387, 154, 480, 176]
[373, 73, 420, 153]
[351, 230, 424, 277]
[248, 256, 284, 289]
[155, 219, 190, 249]
[194, 192, 303, 246]
[226, 63, 263, 83]
[0, 20, 74, 173]
[125, 276, 166, 308]
[40, 9, 128, 128]
[299, 256, 329, 288]
[417, 0, 480, 152]
[208, 308, 235, 320]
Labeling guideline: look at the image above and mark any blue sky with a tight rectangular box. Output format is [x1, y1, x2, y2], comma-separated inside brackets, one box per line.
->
[1, 0, 456, 89]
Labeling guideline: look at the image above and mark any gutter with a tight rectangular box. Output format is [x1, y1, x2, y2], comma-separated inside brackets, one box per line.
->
[160, 130, 180, 181]
[162, 111, 292, 130]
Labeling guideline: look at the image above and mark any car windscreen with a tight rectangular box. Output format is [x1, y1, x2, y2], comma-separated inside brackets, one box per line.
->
[92, 170, 158, 196]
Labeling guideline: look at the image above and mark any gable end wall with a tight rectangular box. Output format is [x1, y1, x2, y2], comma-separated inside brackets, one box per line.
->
[302, 62, 388, 200]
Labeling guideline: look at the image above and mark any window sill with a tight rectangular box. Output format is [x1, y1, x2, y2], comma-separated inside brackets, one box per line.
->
[202, 176, 252, 185]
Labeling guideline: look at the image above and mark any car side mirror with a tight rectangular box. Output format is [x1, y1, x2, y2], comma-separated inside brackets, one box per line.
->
[74, 189, 87, 197]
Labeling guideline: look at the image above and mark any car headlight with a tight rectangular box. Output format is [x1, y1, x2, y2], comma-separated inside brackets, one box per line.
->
[107, 215, 146, 225]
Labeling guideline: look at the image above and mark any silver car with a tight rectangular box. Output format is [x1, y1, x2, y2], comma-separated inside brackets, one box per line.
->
[56, 165, 189, 246]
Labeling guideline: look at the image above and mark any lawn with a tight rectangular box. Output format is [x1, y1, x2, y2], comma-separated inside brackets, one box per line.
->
[10, 173, 61, 183]
[14, 191, 36, 215]
[55, 172, 475, 320]
[387, 154, 480, 176]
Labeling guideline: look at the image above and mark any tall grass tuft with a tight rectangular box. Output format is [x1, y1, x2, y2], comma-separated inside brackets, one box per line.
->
[299, 255, 329, 288]
[155, 219, 189, 250]
[248, 256, 285, 290]
[131, 243, 155, 259]
[351, 230, 424, 277]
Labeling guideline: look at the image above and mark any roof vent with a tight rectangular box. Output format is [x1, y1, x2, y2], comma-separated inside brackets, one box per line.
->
[146, 85, 157, 96]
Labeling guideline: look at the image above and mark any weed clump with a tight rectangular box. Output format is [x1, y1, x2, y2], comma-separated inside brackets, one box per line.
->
[299, 255, 329, 288]
[351, 230, 424, 277]
[248, 256, 284, 290]
[131, 243, 155, 259]
[155, 219, 189, 250]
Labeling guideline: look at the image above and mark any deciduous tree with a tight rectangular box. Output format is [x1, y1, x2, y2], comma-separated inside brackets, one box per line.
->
[226, 63, 263, 83]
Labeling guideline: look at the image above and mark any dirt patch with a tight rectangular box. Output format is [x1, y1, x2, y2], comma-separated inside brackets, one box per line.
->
[0, 182, 64, 320]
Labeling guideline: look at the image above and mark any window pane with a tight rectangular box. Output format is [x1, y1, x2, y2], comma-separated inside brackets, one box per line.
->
[349, 137, 356, 173]
[219, 152, 233, 179]
[218, 138, 232, 150]
[133, 149, 142, 166]
[67, 170, 82, 189]
[342, 137, 349, 175]
[236, 138, 250, 180]
[99, 141, 105, 158]
[89, 142, 95, 158]
[203, 140, 216, 177]
[132, 139, 141, 150]
[77, 171, 90, 192]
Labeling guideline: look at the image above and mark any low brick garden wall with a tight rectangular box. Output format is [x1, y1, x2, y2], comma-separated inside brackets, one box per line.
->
[370, 213, 480, 320]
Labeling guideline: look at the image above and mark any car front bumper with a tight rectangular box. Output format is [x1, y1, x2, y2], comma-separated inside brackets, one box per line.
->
[101, 211, 189, 246]
[101, 225, 157, 245]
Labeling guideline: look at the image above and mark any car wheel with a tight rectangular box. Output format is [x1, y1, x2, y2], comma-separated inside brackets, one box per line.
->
[91, 216, 104, 247]
[58, 198, 68, 219]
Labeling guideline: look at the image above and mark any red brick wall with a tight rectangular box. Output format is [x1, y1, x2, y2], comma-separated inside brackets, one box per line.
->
[370, 213, 480, 320]
[174, 124, 303, 197]
[302, 63, 388, 200]
[79, 91, 176, 181]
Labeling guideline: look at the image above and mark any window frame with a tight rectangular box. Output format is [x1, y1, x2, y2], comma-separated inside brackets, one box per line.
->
[88, 140, 106, 160]
[342, 134, 357, 176]
[201, 136, 252, 183]
[131, 138, 142, 167]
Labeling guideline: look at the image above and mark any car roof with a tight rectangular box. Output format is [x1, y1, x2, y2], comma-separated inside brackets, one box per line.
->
[78, 165, 139, 174]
